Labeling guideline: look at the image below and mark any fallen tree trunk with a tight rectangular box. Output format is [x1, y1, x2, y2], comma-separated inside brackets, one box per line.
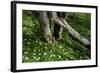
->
[52, 12, 90, 46]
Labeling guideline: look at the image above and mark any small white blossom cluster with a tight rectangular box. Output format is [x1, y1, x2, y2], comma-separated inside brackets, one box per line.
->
[44, 46, 47, 49]
[58, 55, 61, 59]
[24, 51, 29, 55]
[50, 54, 56, 57]
[43, 52, 47, 56]
[25, 56, 29, 60]
[59, 46, 62, 49]
[39, 42, 42, 45]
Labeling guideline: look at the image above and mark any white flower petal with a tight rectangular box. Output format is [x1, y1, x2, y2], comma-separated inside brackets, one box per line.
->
[25, 57, 29, 60]
[44, 46, 47, 49]
[44, 52, 47, 55]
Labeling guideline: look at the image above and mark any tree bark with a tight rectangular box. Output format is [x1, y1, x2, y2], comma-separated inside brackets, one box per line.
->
[52, 12, 90, 46]
[38, 11, 53, 43]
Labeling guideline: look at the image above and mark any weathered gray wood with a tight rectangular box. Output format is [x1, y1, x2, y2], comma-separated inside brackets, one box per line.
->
[52, 12, 90, 46]
[38, 11, 53, 43]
